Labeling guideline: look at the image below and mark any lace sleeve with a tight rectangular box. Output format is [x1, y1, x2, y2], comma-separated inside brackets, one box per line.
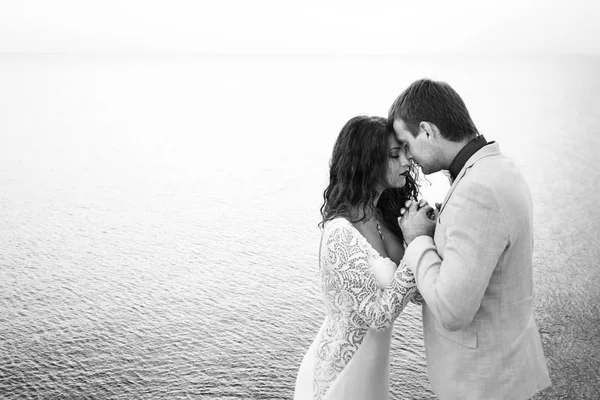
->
[321, 223, 419, 331]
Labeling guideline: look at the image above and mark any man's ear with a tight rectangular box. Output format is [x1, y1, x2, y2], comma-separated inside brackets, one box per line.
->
[419, 122, 440, 140]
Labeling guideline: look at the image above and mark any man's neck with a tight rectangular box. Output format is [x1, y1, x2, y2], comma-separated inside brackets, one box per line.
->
[440, 138, 472, 170]
[447, 135, 489, 180]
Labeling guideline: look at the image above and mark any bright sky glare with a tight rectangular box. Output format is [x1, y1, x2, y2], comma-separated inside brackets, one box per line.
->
[0, 0, 598, 54]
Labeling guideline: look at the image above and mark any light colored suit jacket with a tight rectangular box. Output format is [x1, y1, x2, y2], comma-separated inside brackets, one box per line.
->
[405, 142, 551, 399]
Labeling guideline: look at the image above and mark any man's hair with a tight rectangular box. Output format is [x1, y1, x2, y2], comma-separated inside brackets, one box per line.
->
[320, 115, 419, 241]
[388, 78, 479, 142]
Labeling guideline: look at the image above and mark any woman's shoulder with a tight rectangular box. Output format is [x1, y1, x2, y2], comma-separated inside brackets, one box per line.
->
[323, 217, 375, 253]
[323, 216, 356, 236]
[322, 216, 354, 240]
[324, 216, 351, 228]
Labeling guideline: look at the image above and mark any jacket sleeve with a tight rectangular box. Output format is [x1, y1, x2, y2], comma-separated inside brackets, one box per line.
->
[405, 180, 508, 331]
[321, 223, 419, 331]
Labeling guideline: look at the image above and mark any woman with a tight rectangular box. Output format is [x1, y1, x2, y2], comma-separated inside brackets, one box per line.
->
[293, 116, 423, 400]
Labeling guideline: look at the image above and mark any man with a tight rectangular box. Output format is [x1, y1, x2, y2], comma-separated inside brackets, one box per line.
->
[389, 79, 551, 399]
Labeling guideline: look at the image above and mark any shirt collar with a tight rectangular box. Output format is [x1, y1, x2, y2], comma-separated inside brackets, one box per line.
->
[448, 135, 490, 181]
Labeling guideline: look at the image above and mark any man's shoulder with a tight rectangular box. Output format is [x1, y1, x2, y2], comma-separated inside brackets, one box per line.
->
[459, 151, 532, 214]
[465, 149, 525, 184]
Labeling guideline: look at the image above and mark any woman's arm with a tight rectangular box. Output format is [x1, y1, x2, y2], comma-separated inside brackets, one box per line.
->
[321, 223, 419, 331]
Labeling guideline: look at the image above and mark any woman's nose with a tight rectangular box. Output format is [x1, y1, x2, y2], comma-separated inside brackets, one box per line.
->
[400, 150, 411, 166]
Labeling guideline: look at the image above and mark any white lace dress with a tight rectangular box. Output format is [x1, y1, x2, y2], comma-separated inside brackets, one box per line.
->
[293, 217, 421, 400]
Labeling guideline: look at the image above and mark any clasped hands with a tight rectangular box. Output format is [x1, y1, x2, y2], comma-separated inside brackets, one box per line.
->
[398, 199, 439, 246]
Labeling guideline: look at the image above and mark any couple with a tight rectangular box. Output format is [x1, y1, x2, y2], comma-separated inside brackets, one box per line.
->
[293, 79, 551, 399]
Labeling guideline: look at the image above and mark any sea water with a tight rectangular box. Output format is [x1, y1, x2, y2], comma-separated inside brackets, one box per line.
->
[1, 54, 599, 399]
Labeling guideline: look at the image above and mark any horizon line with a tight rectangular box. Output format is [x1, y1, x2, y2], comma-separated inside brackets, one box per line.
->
[0, 50, 598, 58]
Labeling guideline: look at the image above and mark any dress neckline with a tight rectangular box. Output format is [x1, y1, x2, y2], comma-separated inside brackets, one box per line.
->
[329, 217, 397, 266]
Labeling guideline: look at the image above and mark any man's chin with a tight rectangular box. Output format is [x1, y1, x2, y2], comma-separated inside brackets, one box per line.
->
[418, 166, 430, 175]
[419, 166, 437, 176]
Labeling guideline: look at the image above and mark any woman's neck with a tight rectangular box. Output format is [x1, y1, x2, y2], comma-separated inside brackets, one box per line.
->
[349, 205, 380, 222]
[348, 188, 384, 222]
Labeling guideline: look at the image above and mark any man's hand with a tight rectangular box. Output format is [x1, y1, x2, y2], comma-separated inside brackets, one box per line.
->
[398, 199, 436, 246]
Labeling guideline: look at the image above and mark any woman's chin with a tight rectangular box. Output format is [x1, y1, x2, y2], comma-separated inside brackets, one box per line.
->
[395, 176, 407, 188]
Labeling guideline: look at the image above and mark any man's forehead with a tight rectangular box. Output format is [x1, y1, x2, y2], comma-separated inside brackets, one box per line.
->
[392, 118, 408, 131]
[392, 119, 411, 141]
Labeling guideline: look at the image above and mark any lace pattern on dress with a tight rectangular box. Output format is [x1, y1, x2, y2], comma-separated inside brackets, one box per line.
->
[313, 218, 420, 399]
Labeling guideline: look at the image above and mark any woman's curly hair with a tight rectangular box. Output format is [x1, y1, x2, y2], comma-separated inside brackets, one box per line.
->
[319, 115, 420, 242]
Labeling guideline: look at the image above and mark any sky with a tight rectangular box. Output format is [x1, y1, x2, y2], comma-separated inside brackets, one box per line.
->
[0, 0, 599, 55]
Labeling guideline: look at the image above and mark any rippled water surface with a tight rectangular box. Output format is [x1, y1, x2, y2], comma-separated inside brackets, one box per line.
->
[1, 54, 599, 399]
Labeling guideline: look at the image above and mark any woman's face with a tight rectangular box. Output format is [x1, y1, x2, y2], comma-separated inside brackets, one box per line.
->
[384, 135, 411, 189]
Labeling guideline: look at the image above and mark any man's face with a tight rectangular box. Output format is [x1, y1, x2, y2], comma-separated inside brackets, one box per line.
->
[392, 119, 441, 175]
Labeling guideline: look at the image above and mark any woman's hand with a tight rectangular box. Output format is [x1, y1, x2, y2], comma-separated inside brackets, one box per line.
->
[398, 199, 436, 245]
